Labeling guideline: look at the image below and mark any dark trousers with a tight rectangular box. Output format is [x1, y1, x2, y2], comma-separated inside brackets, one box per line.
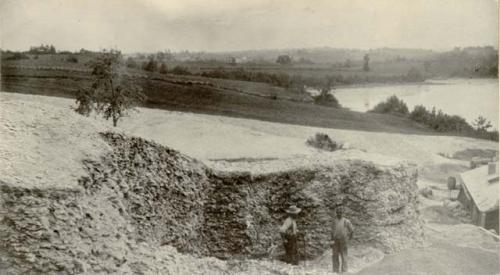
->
[332, 239, 348, 273]
[283, 235, 299, 265]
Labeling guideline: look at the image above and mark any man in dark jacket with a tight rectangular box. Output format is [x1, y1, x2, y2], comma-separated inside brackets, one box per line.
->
[331, 207, 354, 273]
[279, 205, 301, 265]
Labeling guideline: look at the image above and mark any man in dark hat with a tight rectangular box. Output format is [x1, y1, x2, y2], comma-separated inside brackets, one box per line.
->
[331, 207, 354, 273]
[279, 205, 301, 265]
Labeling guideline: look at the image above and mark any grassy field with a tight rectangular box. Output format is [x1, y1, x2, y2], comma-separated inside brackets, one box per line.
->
[169, 59, 427, 77]
[2, 52, 431, 87]
[1, 65, 438, 135]
[2, 51, 495, 137]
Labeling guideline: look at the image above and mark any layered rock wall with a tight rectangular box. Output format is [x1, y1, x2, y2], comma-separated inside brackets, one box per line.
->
[0, 132, 423, 274]
[205, 162, 422, 259]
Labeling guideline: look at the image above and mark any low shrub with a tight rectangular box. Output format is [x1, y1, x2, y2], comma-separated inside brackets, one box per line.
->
[369, 95, 409, 116]
[3, 52, 30, 60]
[419, 187, 433, 198]
[306, 133, 341, 151]
[126, 57, 138, 68]
[66, 55, 78, 63]
[171, 65, 191, 75]
[143, 58, 158, 72]
[313, 89, 341, 108]
[159, 63, 168, 74]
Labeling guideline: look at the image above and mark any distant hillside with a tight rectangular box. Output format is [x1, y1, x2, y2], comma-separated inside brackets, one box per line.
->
[176, 47, 436, 63]
[168, 46, 498, 78]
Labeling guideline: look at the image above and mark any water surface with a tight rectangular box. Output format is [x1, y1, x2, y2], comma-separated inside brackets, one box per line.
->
[334, 79, 499, 129]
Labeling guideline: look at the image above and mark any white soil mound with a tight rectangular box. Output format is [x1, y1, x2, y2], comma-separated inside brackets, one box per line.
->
[0, 94, 111, 189]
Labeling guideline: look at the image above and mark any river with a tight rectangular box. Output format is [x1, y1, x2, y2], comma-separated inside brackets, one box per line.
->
[333, 78, 499, 129]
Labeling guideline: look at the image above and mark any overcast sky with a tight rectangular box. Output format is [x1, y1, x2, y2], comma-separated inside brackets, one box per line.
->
[1, 0, 498, 53]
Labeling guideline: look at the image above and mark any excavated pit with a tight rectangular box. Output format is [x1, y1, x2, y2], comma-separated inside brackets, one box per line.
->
[0, 132, 424, 274]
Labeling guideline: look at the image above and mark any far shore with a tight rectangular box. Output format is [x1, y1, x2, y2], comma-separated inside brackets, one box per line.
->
[333, 77, 498, 90]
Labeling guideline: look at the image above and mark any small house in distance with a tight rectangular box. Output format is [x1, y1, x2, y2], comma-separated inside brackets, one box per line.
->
[458, 162, 499, 233]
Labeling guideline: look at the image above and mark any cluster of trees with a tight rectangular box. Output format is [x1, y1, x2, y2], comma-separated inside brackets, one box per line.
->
[28, 44, 56, 54]
[436, 46, 498, 78]
[274, 55, 313, 65]
[404, 67, 425, 82]
[276, 55, 292, 65]
[370, 96, 498, 141]
[66, 55, 79, 63]
[143, 57, 168, 74]
[126, 52, 195, 75]
[2, 52, 30, 60]
[154, 50, 175, 62]
[126, 56, 168, 74]
[171, 65, 192, 75]
[409, 105, 473, 132]
[200, 68, 291, 88]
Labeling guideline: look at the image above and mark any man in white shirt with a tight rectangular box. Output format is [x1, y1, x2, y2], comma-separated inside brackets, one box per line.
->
[279, 205, 301, 265]
[331, 207, 354, 273]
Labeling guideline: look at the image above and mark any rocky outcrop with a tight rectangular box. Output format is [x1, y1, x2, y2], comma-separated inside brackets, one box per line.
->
[0, 132, 423, 274]
[81, 133, 213, 255]
[205, 161, 423, 259]
[0, 182, 134, 274]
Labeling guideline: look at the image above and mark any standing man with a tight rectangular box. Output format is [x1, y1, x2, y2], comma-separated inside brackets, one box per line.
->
[280, 205, 301, 265]
[331, 207, 354, 273]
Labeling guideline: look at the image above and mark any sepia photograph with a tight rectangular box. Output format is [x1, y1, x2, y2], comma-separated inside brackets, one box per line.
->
[0, 0, 499, 274]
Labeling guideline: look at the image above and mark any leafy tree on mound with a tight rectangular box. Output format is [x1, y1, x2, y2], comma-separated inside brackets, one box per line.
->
[75, 50, 146, 127]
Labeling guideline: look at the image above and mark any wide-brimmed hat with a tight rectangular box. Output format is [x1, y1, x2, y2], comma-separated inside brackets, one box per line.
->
[285, 205, 302, 214]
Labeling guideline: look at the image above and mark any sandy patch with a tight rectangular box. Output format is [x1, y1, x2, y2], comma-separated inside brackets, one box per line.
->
[0, 93, 111, 189]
